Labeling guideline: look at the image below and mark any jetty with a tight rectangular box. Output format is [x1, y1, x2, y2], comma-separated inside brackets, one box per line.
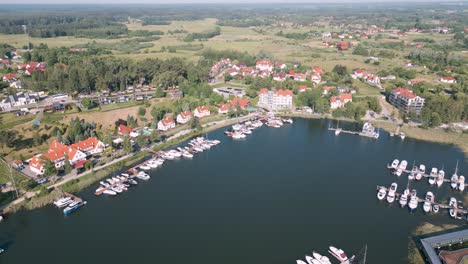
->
[386, 164, 468, 187]
[376, 185, 468, 215]
[329, 121, 379, 139]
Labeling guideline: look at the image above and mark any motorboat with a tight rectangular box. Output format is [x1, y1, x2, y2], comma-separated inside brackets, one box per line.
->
[112, 177, 121, 183]
[436, 170, 445, 187]
[408, 189, 418, 211]
[398, 160, 408, 171]
[53, 197, 73, 208]
[313, 252, 332, 264]
[423, 192, 434, 213]
[232, 123, 242, 131]
[410, 165, 418, 174]
[408, 173, 415, 181]
[449, 197, 457, 218]
[429, 168, 438, 185]
[118, 184, 128, 191]
[95, 186, 106, 194]
[63, 200, 85, 215]
[419, 164, 426, 174]
[100, 181, 110, 187]
[183, 152, 194, 158]
[305, 255, 319, 264]
[103, 189, 117, 196]
[458, 176, 465, 191]
[399, 133, 406, 140]
[334, 128, 341, 135]
[451, 173, 459, 189]
[329, 246, 348, 262]
[147, 161, 159, 168]
[106, 178, 115, 185]
[232, 132, 246, 139]
[127, 178, 138, 185]
[136, 172, 150, 181]
[121, 173, 130, 177]
[432, 204, 440, 213]
[386, 183, 397, 203]
[377, 187, 386, 200]
[415, 172, 423, 181]
[139, 164, 151, 171]
[111, 186, 123, 193]
[390, 159, 399, 169]
[297, 260, 308, 264]
[399, 189, 409, 207]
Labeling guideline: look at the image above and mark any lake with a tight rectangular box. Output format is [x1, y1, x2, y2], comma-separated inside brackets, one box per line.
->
[0, 118, 466, 264]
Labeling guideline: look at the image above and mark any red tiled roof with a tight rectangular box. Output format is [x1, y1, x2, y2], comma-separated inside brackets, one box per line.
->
[340, 93, 353, 100]
[441, 76, 455, 81]
[299, 85, 308, 91]
[118, 124, 133, 134]
[256, 59, 273, 66]
[70, 137, 102, 152]
[393, 87, 417, 99]
[231, 98, 250, 108]
[330, 96, 337, 103]
[196, 106, 210, 113]
[259, 88, 269, 94]
[276, 89, 293, 96]
[161, 118, 175, 126]
[179, 111, 192, 119]
[29, 156, 43, 170]
[313, 66, 325, 75]
[218, 103, 231, 112]
[3, 73, 18, 80]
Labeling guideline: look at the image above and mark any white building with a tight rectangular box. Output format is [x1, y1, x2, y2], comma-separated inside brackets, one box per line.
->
[257, 88, 293, 111]
[176, 111, 192, 124]
[255, 59, 273, 72]
[194, 106, 211, 118]
[158, 118, 176, 131]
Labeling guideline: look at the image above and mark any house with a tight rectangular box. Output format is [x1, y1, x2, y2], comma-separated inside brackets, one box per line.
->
[218, 103, 231, 114]
[0, 93, 38, 110]
[255, 59, 273, 72]
[70, 137, 105, 156]
[353, 69, 367, 78]
[258, 70, 271, 78]
[18, 62, 47, 75]
[194, 106, 210, 118]
[298, 85, 309, 93]
[2, 73, 18, 83]
[275, 61, 287, 70]
[273, 73, 287, 82]
[0, 59, 10, 67]
[29, 156, 45, 175]
[118, 124, 133, 135]
[322, 86, 334, 95]
[311, 74, 321, 84]
[242, 67, 255, 77]
[439, 77, 456, 84]
[312, 66, 325, 76]
[336, 41, 350, 51]
[330, 94, 353, 109]
[389, 87, 425, 114]
[366, 74, 381, 86]
[157, 118, 176, 131]
[257, 88, 293, 111]
[176, 111, 192, 124]
[230, 97, 250, 109]
[228, 68, 238, 77]
[293, 73, 307, 82]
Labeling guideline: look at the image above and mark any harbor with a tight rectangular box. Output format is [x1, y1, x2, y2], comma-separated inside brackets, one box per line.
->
[328, 121, 380, 139]
[0, 118, 466, 264]
[53, 190, 87, 215]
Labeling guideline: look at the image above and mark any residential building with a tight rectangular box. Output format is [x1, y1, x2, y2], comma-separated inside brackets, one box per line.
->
[389, 87, 425, 114]
[322, 86, 333, 95]
[439, 77, 456, 84]
[257, 88, 293, 111]
[275, 61, 287, 70]
[298, 85, 309, 93]
[273, 73, 287, 82]
[218, 103, 231, 114]
[330, 93, 353, 109]
[157, 118, 176, 131]
[336, 41, 350, 51]
[194, 106, 211, 118]
[176, 111, 192, 124]
[230, 98, 250, 109]
[118, 124, 133, 135]
[311, 74, 321, 84]
[0, 93, 38, 110]
[255, 59, 273, 72]
[70, 137, 105, 156]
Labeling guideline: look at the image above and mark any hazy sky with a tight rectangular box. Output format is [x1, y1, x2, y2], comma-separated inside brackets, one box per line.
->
[0, 0, 455, 3]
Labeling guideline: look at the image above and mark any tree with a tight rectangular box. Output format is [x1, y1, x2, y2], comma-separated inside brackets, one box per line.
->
[33, 131, 42, 146]
[150, 129, 159, 142]
[352, 44, 369, 56]
[332, 65, 348, 76]
[430, 112, 442, 127]
[43, 159, 57, 177]
[122, 135, 133, 154]
[189, 116, 202, 130]
[56, 130, 63, 143]
[138, 107, 146, 116]
[224, 72, 233, 82]
[63, 154, 73, 175]
[453, 32, 464, 41]
[81, 98, 95, 110]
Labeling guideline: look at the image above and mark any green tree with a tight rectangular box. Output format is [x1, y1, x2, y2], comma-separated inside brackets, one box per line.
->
[189, 116, 202, 130]
[63, 154, 73, 175]
[122, 135, 133, 154]
[43, 159, 57, 177]
[430, 112, 442, 127]
[33, 131, 42, 146]
[332, 65, 348, 76]
[352, 44, 369, 56]
[138, 107, 146, 116]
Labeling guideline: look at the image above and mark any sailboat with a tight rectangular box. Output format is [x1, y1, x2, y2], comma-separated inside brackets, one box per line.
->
[436, 169, 445, 187]
[408, 189, 418, 211]
[451, 161, 459, 189]
[335, 121, 341, 135]
[428, 168, 437, 185]
[399, 182, 410, 207]
[423, 192, 434, 213]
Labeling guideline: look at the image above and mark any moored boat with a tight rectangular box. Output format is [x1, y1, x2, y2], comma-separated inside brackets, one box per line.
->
[63, 200, 86, 215]
[399, 188, 409, 207]
[408, 189, 418, 211]
[328, 246, 349, 262]
[423, 192, 434, 213]
[449, 197, 457, 218]
[386, 183, 397, 203]
[377, 187, 386, 200]
[451, 173, 459, 189]
[103, 189, 117, 196]
[428, 168, 438, 185]
[136, 172, 150, 181]
[53, 197, 73, 208]
[458, 176, 465, 191]
[436, 170, 445, 187]
[313, 252, 332, 264]
[432, 204, 440, 213]
[390, 159, 399, 169]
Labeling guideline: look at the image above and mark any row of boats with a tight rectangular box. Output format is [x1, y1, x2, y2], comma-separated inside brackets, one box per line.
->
[53, 196, 87, 215]
[296, 246, 354, 264]
[95, 137, 221, 196]
[225, 117, 293, 139]
[388, 159, 465, 191]
[377, 183, 466, 219]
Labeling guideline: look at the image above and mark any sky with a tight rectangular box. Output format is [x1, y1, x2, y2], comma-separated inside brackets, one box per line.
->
[0, 0, 458, 3]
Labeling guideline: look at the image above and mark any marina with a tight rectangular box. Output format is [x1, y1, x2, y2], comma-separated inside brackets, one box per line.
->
[0, 118, 466, 264]
[328, 121, 379, 139]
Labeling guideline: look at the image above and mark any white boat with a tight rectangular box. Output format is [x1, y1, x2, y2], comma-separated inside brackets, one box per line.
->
[232, 123, 242, 131]
[329, 246, 348, 262]
[95, 186, 106, 194]
[106, 178, 115, 185]
[121, 173, 129, 177]
[147, 161, 159, 168]
[408, 173, 415, 180]
[395, 169, 403, 177]
[398, 160, 408, 171]
[428, 168, 438, 185]
[408, 189, 418, 211]
[415, 172, 423, 181]
[313, 252, 332, 264]
[232, 132, 246, 139]
[297, 260, 308, 264]
[241, 128, 252, 135]
[305, 255, 316, 264]
[436, 170, 445, 187]
[377, 187, 386, 200]
[139, 164, 151, 170]
[112, 177, 121, 183]
[335, 128, 341, 135]
[451, 173, 459, 189]
[399, 133, 406, 140]
[127, 178, 138, 185]
[100, 181, 110, 187]
[458, 176, 465, 191]
[410, 165, 418, 174]
[449, 197, 457, 218]
[390, 159, 399, 169]
[111, 186, 123, 193]
[399, 189, 409, 207]
[183, 152, 194, 158]
[386, 183, 397, 203]
[432, 204, 440, 213]
[136, 172, 150, 180]
[419, 164, 426, 174]
[53, 197, 73, 208]
[103, 189, 117, 196]
[423, 192, 434, 213]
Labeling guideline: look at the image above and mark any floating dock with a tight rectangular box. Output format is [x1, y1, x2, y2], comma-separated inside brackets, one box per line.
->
[386, 165, 468, 186]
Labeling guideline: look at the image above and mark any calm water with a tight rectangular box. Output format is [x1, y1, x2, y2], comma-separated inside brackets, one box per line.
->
[0, 118, 466, 264]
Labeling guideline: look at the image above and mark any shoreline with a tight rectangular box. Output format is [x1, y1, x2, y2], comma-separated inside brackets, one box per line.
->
[280, 112, 468, 157]
[2, 113, 466, 215]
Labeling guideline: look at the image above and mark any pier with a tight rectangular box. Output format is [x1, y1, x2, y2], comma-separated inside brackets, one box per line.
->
[376, 185, 468, 215]
[386, 165, 468, 187]
[58, 189, 83, 203]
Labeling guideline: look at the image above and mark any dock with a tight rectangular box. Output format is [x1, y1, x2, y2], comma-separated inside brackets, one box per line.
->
[328, 126, 379, 139]
[376, 185, 468, 215]
[57, 189, 83, 203]
[386, 165, 468, 186]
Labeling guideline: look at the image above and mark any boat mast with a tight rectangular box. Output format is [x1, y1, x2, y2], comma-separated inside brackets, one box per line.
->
[363, 244, 367, 264]
[454, 160, 459, 175]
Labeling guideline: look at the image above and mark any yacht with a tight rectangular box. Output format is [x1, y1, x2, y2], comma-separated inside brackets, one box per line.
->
[451, 173, 459, 189]
[408, 173, 415, 181]
[127, 178, 138, 185]
[111, 186, 123, 193]
[449, 197, 457, 218]
[305, 255, 318, 264]
[398, 160, 408, 171]
[118, 184, 128, 191]
[419, 164, 426, 174]
[53, 197, 73, 208]
[423, 192, 434, 213]
[95, 186, 106, 194]
[428, 168, 438, 185]
[232, 123, 242, 131]
[297, 260, 308, 264]
[390, 159, 399, 169]
[112, 177, 121, 183]
[103, 189, 117, 196]
[283, 118, 293, 124]
[147, 161, 159, 169]
[458, 176, 465, 191]
[106, 178, 115, 185]
[136, 172, 150, 180]
[432, 204, 440, 214]
[415, 172, 423, 181]
[313, 252, 332, 264]
[100, 181, 110, 187]
[232, 132, 246, 139]
[241, 128, 252, 135]
[399, 133, 406, 140]
[399, 188, 409, 207]
[387, 183, 397, 203]
[395, 168, 403, 177]
[183, 152, 194, 158]
[408, 189, 418, 211]
[377, 187, 386, 200]
[328, 246, 349, 262]
[334, 128, 341, 136]
[63, 200, 85, 215]
[436, 170, 445, 187]
[121, 173, 130, 177]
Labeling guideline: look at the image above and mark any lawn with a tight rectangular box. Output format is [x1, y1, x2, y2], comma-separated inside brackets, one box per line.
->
[0, 112, 35, 130]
